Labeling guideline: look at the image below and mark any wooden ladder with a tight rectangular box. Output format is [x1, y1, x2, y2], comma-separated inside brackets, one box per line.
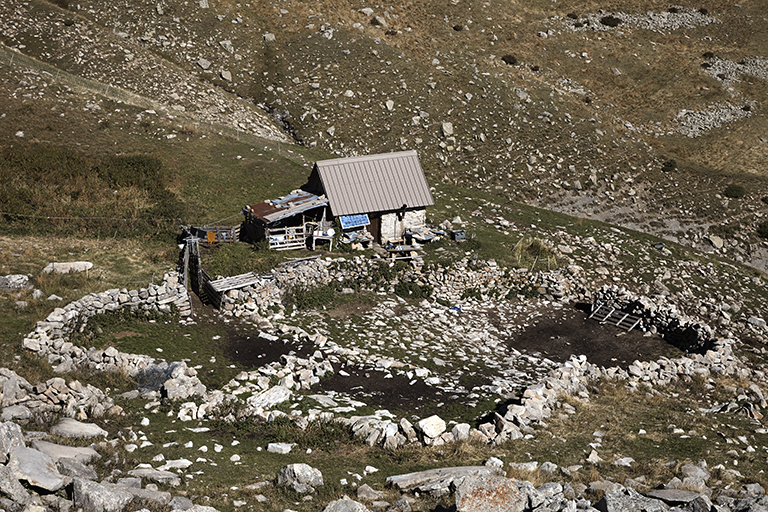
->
[589, 303, 642, 332]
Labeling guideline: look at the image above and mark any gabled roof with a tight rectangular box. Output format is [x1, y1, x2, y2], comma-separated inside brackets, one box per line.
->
[312, 150, 434, 216]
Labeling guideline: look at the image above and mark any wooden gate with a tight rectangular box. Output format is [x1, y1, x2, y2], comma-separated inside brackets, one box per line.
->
[266, 225, 308, 250]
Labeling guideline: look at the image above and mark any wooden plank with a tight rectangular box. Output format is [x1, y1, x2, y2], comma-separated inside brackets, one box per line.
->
[208, 272, 264, 293]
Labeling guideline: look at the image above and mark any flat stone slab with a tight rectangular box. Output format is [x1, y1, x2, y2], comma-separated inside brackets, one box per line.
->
[30, 440, 100, 464]
[246, 385, 292, 409]
[323, 498, 371, 512]
[156, 458, 193, 471]
[43, 261, 93, 274]
[386, 466, 503, 493]
[120, 485, 172, 507]
[9, 446, 66, 492]
[645, 489, 710, 505]
[50, 418, 107, 439]
[127, 467, 181, 487]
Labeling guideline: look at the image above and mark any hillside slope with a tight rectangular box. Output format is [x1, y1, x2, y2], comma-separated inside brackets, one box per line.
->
[1, 0, 768, 268]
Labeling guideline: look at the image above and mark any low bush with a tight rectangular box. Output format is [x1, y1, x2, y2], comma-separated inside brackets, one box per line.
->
[501, 55, 518, 66]
[600, 15, 622, 27]
[94, 154, 166, 194]
[757, 221, 768, 239]
[394, 281, 433, 300]
[285, 283, 337, 309]
[661, 159, 677, 172]
[723, 184, 746, 199]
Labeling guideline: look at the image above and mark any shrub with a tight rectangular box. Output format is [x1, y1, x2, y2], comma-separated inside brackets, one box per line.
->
[501, 55, 518, 66]
[661, 159, 677, 172]
[600, 15, 622, 27]
[461, 287, 482, 300]
[464, 236, 482, 252]
[285, 284, 337, 310]
[757, 221, 768, 239]
[394, 281, 433, 300]
[723, 184, 746, 199]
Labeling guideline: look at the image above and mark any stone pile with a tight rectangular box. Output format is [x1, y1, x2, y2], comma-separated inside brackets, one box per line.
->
[0, 418, 218, 512]
[559, 8, 720, 34]
[0, 369, 118, 423]
[22, 272, 190, 365]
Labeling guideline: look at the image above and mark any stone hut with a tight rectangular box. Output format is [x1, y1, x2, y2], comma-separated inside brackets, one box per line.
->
[304, 150, 434, 244]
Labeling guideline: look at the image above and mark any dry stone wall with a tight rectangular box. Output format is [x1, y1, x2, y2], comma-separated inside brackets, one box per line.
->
[20, 272, 206, 402]
[594, 284, 716, 352]
[219, 256, 589, 320]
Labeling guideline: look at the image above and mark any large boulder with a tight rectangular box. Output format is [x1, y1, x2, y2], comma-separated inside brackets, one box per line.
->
[73, 478, 134, 512]
[30, 440, 100, 464]
[417, 415, 446, 439]
[0, 275, 30, 290]
[162, 363, 206, 400]
[246, 385, 292, 409]
[454, 475, 527, 512]
[56, 457, 98, 481]
[8, 446, 66, 492]
[277, 463, 324, 494]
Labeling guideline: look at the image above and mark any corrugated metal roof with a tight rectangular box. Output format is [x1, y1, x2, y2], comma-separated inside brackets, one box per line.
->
[314, 150, 434, 216]
[243, 190, 328, 224]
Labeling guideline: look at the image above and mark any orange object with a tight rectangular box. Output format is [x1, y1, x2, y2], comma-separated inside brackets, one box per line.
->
[207, 231, 215, 244]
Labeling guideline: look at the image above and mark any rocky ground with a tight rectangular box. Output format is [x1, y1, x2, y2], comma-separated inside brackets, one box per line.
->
[1, 223, 767, 511]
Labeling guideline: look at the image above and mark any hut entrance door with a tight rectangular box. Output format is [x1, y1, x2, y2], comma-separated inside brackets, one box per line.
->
[366, 215, 381, 244]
